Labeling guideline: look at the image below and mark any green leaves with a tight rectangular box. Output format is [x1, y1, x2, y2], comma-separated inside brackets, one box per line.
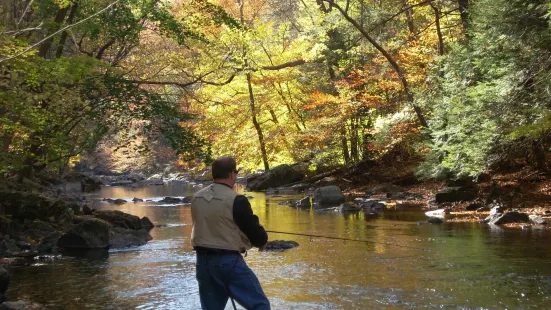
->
[417, 0, 551, 178]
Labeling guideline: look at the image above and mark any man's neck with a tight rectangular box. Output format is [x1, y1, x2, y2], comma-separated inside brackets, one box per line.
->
[213, 180, 233, 188]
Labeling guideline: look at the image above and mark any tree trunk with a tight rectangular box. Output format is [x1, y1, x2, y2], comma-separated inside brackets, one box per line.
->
[247, 73, 270, 171]
[350, 118, 359, 162]
[38, 6, 70, 58]
[329, 1, 428, 127]
[401, 0, 416, 34]
[55, 2, 79, 58]
[1, 131, 13, 153]
[531, 140, 548, 171]
[431, 3, 444, 55]
[239, 0, 269, 170]
[458, 0, 470, 36]
[341, 124, 350, 165]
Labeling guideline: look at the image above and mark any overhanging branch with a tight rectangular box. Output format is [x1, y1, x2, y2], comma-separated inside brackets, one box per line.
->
[262, 59, 306, 70]
[129, 74, 236, 88]
[130, 58, 307, 88]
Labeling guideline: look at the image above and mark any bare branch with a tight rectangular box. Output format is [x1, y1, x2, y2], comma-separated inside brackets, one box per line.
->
[17, 0, 35, 26]
[1, 24, 42, 36]
[262, 59, 306, 70]
[368, 0, 435, 33]
[129, 74, 236, 88]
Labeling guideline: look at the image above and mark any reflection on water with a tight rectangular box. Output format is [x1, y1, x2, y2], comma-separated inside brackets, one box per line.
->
[6, 183, 551, 309]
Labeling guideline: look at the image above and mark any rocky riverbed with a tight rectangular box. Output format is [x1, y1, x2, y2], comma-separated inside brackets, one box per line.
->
[0, 190, 155, 308]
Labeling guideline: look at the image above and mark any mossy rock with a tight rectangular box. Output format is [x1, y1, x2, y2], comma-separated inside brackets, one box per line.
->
[0, 191, 72, 223]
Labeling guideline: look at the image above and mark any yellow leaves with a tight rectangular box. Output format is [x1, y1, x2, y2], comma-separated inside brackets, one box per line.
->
[53, 0, 73, 9]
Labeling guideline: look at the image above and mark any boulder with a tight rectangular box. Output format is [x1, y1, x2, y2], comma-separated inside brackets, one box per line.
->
[264, 240, 299, 251]
[484, 211, 530, 225]
[312, 185, 345, 208]
[159, 197, 182, 204]
[82, 205, 94, 215]
[103, 198, 127, 205]
[0, 236, 20, 257]
[358, 199, 384, 209]
[182, 196, 193, 203]
[465, 203, 483, 211]
[434, 187, 477, 203]
[36, 231, 62, 254]
[132, 197, 143, 202]
[24, 220, 56, 241]
[80, 175, 103, 192]
[0, 191, 52, 221]
[57, 219, 110, 249]
[140, 217, 154, 230]
[93, 210, 142, 230]
[109, 227, 152, 248]
[291, 197, 311, 209]
[529, 215, 547, 225]
[338, 203, 361, 212]
[66, 203, 82, 216]
[247, 164, 304, 191]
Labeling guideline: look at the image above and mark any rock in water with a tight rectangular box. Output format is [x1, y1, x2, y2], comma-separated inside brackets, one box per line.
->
[57, 219, 110, 249]
[312, 185, 345, 208]
[264, 240, 299, 251]
[93, 210, 142, 230]
[246, 164, 304, 191]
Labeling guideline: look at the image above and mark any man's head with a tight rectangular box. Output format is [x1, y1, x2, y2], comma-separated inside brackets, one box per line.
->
[211, 156, 239, 186]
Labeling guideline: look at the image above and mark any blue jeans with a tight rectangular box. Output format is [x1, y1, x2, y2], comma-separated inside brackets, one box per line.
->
[196, 253, 270, 310]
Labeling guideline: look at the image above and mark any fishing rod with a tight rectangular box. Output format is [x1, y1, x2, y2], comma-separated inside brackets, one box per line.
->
[266, 230, 431, 252]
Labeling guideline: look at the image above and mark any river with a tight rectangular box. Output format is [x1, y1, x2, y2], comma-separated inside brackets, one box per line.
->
[5, 181, 551, 309]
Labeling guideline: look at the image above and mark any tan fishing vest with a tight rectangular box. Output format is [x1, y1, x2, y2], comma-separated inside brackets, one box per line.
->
[191, 183, 252, 252]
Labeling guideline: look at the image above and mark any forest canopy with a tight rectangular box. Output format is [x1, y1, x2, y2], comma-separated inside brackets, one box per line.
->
[1, 0, 550, 179]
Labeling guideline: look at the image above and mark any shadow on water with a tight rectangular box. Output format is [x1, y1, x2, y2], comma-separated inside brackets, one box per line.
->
[59, 248, 109, 261]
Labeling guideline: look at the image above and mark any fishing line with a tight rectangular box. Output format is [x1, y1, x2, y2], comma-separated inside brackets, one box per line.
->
[266, 230, 431, 252]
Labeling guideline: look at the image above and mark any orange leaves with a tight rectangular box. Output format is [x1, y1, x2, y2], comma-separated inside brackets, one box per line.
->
[392, 121, 421, 135]
[254, 74, 288, 87]
[304, 91, 340, 111]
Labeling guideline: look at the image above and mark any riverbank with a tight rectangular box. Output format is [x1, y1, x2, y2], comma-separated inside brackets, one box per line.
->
[315, 157, 551, 228]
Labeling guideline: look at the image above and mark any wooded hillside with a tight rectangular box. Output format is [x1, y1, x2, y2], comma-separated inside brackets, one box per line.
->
[1, 0, 550, 179]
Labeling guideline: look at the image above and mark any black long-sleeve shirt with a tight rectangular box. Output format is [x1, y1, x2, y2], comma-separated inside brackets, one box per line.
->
[232, 195, 268, 248]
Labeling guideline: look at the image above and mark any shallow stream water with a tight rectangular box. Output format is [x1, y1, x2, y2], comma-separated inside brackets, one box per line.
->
[6, 182, 551, 309]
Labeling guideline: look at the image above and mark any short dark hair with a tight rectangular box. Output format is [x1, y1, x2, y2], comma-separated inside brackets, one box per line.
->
[211, 156, 237, 179]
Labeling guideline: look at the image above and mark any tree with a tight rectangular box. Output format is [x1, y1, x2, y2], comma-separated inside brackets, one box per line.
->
[0, 0, 228, 177]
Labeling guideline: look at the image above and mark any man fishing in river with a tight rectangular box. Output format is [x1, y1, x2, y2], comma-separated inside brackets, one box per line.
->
[191, 156, 270, 310]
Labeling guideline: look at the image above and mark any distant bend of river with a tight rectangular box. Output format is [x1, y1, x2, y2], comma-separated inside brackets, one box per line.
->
[6, 182, 551, 309]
